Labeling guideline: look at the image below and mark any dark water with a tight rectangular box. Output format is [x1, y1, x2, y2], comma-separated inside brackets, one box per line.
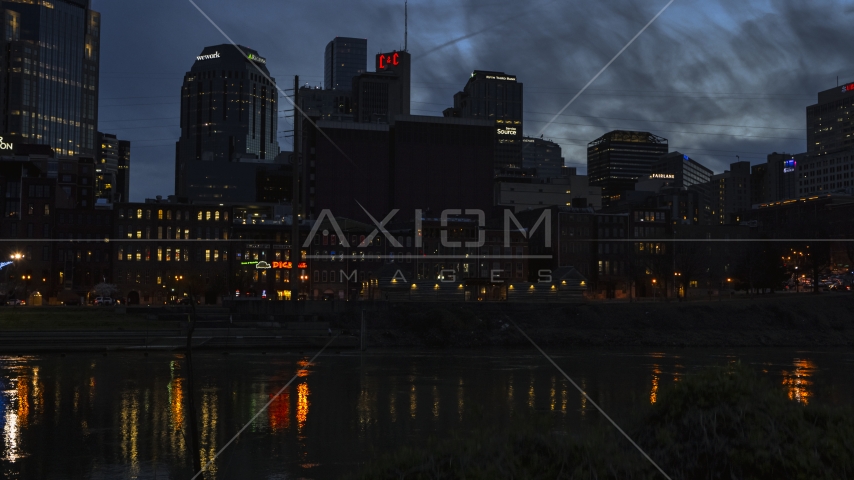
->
[1, 347, 853, 479]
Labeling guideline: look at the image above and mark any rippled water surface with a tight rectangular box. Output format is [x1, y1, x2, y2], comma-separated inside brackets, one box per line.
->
[1, 348, 853, 479]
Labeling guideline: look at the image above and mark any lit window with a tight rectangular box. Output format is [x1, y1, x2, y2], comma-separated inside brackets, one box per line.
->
[136, 209, 142, 219]
[206, 211, 211, 221]
[158, 209, 163, 220]
[215, 211, 220, 221]
[205, 249, 211, 262]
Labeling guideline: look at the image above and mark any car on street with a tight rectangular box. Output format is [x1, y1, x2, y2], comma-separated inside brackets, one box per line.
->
[94, 297, 114, 306]
[5, 299, 25, 306]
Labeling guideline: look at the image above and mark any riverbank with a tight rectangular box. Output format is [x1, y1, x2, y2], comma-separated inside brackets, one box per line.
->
[1, 293, 852, 350]
[343, 293, 854, 348]
[354, 363, 854, 479]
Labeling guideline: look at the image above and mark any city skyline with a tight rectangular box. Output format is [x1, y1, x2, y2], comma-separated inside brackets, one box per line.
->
[93, 0, 854, 201]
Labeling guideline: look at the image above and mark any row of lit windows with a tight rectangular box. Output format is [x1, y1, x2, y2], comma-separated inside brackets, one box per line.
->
[117, 247, 228, 262]
[118, 226, 226, 240]
[118, 208, 227, 221]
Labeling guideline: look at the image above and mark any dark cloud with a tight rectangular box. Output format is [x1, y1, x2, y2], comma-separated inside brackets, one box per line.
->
[95, 0, 853, 199]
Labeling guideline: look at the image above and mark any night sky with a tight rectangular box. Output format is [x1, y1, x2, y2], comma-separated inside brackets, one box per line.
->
[94, 0, 854, 201]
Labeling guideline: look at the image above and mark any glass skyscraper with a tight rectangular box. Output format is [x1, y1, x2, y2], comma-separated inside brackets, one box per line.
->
[0, 0, 100, 156]
[324, 37, 367, 91]
[175, 44, 279, 201]
[587, 131, 669, 206]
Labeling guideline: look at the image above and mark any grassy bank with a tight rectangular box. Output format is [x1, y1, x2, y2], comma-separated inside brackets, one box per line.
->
[343, 293, 854, 347]
[354, 364, 854, 479]
[0, 307, 159, 331]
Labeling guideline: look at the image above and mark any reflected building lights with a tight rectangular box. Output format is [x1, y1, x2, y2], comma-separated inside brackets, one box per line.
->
[550, 376, 556, 412]
[120, 390, 140, 468]
[296, 383, 309, 431]
[527, 377, 535, 409]
[432, 384, 439, 418]
[578, 380, 586, 416]
[200, 390, 220, 477]
[269, 390, 290, 432]
[782, 359, 816, 405]
[650, 366, 661, 404]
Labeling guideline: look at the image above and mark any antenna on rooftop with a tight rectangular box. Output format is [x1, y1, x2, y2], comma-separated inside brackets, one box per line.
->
[404, 0, 408, 52]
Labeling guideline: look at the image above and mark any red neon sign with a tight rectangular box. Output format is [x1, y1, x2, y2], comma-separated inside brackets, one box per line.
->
[378, 52, 400, 70]
[842, 83, 854, 93]
[297, 262, 308, 269]
[271, 261, 293, 269]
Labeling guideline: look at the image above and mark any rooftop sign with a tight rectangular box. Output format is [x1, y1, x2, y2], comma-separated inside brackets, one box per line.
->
[378, 52, 400, 70]
[197, 51, 220, 61]
[650, 173, 675, 179]
[247, 53, 266, 64]
[842, 83, 854, 93]
[0, 136, 13, 150]
[485, 75, 516, 81]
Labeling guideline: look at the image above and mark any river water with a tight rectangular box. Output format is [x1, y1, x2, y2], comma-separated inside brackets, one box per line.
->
[1, 348, 853, 479]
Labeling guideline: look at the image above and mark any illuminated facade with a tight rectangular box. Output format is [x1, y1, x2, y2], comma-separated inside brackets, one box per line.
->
[796, 148, 854, 196]
[445, 70, 523, 170]
[587, 131, 668, 207]
[0, 0, 100, 156]
[175, 45, 279, 201]
[521, 137, 564, 178]
[806, 83, 854, 155]
[96, 132, 131, 203]
[650, 151, 712, 188]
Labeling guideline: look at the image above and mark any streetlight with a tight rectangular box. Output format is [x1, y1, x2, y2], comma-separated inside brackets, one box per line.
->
[652, 279, 657, 301]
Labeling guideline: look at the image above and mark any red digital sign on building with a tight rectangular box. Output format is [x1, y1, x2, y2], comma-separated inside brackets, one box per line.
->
[842, 83, 854, 93]
[378, 52, 400, 70]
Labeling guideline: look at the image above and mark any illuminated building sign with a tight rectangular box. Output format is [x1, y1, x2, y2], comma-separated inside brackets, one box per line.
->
[484, 75, 516, 81]
[683, 155, 690, 161]
[497, 126, 518, 135]
[378, 52, 400, 70]
[842, 83, 854, 93]
[241, 261, 259, 265]
[270, 261, 293, 269]
[196, 51, 221, 61]
[255, 261, 272, 270]
[783, 159, 796, 173]
[297, 262, 308, 269]
[522, 138, 535, 143]
[0, 137, 13, 150]
[0, 261, 12, 270]
[247, 53, 266, 64]
[650, 173, 675, 179]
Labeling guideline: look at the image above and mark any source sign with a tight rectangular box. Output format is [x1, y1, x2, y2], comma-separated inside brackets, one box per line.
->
[497, 126, 517, 135]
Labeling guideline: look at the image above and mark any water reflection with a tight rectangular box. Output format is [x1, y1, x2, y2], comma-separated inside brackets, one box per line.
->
[650, 366, 661, 404]
[269, 390, 290, 432]
[0, 350, 848, 480]
[782, 359, 816, 405]
[296, 382, 309, 431]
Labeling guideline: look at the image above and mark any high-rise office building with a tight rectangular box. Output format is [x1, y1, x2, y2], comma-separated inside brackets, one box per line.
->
[96, 132, 118, 203]
[651, 151, 712, 188]
[324, 37, 367, 91]
[175, 45, 279, 202]
[710, 161, 751, 224]
[117, 139, 131, 202]
[796, 148, 853, 197]
[444, 70, 523, 170]
[0, 0, 100, 156]
[806, 82, 854, 155]
[522, 137, 564, 178]
[587, 130, 668, 206]
[351, 50, 411, 124]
